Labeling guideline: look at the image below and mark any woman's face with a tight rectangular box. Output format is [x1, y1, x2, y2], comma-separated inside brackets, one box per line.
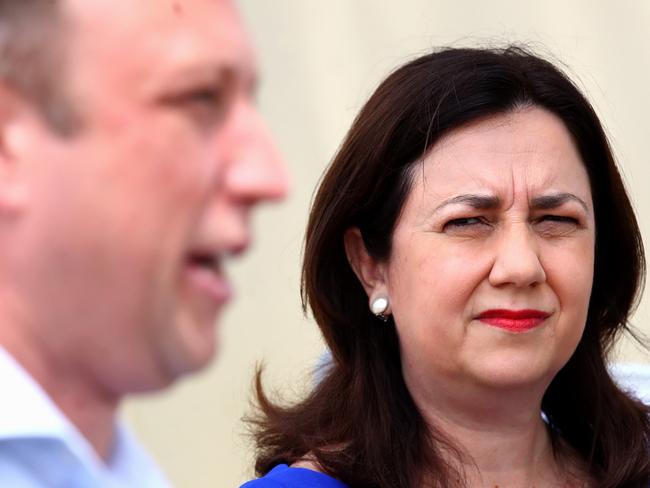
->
[381, 107, 595, 398]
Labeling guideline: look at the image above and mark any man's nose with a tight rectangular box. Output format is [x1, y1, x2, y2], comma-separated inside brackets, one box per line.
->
[220, 99, 290, 204]
[488, 222, 546, 288]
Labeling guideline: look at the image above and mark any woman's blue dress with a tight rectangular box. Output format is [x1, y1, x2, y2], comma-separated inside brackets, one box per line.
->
[240, 464, 349, 487]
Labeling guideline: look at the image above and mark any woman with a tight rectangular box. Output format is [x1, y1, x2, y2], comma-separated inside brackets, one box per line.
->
[242, 47, 650, 487]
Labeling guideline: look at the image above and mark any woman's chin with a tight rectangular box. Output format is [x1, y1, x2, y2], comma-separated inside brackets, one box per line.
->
[462, 354, 565, 393]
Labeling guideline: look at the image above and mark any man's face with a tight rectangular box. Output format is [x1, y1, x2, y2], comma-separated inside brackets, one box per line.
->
[10, 0, 288, 393]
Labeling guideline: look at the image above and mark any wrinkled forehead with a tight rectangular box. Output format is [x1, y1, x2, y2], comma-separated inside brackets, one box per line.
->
[412, 108, 592, 202]
[60, 0, 256, 93]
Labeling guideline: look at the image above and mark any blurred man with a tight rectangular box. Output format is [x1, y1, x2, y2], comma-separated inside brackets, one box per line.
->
[0, 0, 288, 485]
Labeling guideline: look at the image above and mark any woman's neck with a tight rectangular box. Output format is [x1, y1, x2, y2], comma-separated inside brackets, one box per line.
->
[434, 411, 562, 487]
[409, 377, 588, 487]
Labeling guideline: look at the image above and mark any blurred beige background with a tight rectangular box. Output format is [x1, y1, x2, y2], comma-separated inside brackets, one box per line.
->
[124, 1, 650, 486]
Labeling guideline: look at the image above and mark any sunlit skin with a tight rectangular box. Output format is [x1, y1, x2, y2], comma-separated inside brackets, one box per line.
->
[0, 0, 287, 459]
[346, 107, 595, 486]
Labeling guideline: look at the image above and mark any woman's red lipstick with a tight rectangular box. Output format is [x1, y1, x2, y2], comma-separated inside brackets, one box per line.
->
[476, 309, 550, 332]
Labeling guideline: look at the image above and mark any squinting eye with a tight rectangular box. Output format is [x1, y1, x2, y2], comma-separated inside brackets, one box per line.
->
[540, 215, 577, 223]
[445, 217, 483, 228]
[443, 217, 491, 234]
[535, 215, 579, 236]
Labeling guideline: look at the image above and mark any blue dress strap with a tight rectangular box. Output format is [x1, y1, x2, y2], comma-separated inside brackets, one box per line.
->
[240, 464, 349, 487]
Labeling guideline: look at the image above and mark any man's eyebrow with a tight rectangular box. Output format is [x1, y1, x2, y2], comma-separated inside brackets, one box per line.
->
[157, 59, 254, 86]
[530, 193, 589, 212]
[434, 194, 501, 214]
[199, 65, 258, 97]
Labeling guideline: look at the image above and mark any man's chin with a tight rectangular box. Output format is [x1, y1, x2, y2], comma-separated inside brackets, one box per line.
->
[163, 329, 219, 380]
[125, 346, 218, 394]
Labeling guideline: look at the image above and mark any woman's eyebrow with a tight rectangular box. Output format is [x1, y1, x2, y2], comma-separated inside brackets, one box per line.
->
[432, 192, 589, 215]
[433, 194, 500, 214]
[531, 193, 589, 212]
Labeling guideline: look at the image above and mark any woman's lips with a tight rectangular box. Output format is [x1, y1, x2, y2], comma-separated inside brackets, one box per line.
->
[475, 309, 550, 332]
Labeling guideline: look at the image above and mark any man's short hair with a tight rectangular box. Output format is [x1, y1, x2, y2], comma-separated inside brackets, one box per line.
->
[0, 0, 80, 135]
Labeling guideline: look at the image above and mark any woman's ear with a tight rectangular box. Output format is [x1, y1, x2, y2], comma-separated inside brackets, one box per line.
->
[343, 227, 388, 297]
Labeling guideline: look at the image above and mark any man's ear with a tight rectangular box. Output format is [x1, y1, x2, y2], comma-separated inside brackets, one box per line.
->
[343, 227, 388, 297]
[0, 82, 31, 212]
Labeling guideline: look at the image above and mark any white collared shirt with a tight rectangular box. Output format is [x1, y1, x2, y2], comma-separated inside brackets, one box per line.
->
[0, 347, 171, 488]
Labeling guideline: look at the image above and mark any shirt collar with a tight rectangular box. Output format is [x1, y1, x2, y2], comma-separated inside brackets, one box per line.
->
[0, 346, 170, 486]
[0, 345, 74, 440]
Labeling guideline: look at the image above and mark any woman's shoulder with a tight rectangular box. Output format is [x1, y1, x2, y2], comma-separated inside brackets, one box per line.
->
[240, 464, 349, 488]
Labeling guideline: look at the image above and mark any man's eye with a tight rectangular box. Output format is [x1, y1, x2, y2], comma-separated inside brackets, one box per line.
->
[184, 87, 225, 106]
[180, 86, 229, 120]
[159, 85, 231, 126]
[160, 85, 225, 107]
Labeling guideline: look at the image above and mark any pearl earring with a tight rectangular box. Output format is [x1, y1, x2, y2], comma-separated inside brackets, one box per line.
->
[370, 297, 390, 321]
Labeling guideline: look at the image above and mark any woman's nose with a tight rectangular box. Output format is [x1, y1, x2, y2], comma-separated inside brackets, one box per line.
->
[488, 223, 546, 288]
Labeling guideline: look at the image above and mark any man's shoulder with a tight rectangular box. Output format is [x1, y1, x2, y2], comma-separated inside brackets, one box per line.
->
[0, 346, 170, 487]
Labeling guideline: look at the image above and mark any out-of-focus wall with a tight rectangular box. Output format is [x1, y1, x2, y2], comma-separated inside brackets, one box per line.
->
[124, 1, 650, 486]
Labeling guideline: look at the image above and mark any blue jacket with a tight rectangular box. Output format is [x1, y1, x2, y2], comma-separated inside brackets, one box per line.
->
[240, 464, 348, 488]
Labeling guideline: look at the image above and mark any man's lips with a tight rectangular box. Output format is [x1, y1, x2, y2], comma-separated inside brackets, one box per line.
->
[183, 238, 249, 306]
[475, 309, 551, 332]
[184, 253, 232, 304]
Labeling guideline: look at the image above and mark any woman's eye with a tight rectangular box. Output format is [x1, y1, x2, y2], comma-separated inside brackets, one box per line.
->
[535, 215, 579, 236]
[443, 217, 490, 234]
[446, 217, 482, 227]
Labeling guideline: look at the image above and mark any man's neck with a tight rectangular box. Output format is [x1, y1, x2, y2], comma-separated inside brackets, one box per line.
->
[0, 324, 119, 461]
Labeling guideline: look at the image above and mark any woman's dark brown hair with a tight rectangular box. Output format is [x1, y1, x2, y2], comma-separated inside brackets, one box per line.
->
[249, 46, 650, 487]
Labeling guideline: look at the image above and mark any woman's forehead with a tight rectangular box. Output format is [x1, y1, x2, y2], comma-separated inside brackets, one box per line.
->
[410, 107, 592, 206]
